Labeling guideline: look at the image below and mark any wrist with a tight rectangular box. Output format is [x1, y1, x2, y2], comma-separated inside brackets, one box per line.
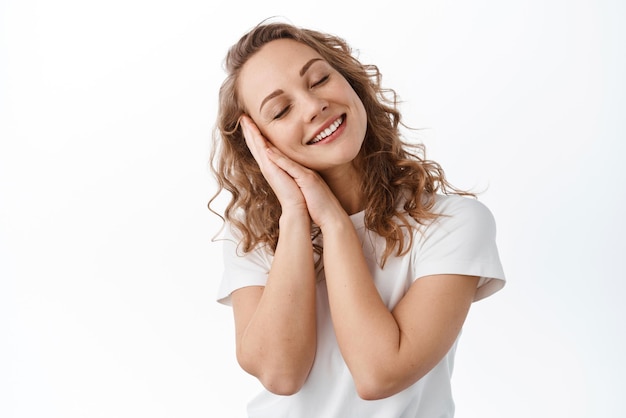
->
[319, 213, 353, 236]
[279, 208, 311, 230]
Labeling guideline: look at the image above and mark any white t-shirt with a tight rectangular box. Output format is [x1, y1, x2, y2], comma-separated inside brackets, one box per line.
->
[217, 195, 506, 418]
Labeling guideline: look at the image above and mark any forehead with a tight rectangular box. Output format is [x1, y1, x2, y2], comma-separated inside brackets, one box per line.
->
[243, 38, 323, 77]
[238, 39, 324, 110]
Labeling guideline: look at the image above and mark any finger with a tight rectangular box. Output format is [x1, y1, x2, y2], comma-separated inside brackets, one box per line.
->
[241, 118, 301, 189]
[266, 145, 311, 179]
[240, 116, 268, 164]
[241, 116, 266, 148]
[239, 116, 255, 150]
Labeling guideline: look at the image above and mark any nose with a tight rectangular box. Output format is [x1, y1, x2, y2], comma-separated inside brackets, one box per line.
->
[301, 92, 328, 123]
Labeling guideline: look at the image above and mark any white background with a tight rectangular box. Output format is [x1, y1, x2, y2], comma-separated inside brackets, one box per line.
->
[1, 0, 624, 417]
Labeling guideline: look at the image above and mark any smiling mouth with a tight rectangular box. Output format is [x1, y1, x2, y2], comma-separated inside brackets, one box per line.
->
[307, 115, 345, 145]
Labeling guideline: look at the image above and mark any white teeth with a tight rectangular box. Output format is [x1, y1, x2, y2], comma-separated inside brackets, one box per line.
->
[309, 116, 343, 144]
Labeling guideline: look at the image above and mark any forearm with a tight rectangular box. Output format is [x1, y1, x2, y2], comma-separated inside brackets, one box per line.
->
[237, 210, 317, 392]
[321, 217, 479, 400]
[321, 218, 407, 395]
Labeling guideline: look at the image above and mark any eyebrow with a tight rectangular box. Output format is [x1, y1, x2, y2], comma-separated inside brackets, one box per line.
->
[300, 58, 323, 76]
[259, 89, 284, 113]
[258, 58, 324, 112]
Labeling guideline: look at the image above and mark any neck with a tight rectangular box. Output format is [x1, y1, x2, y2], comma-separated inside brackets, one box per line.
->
[320, 164, 364, 215]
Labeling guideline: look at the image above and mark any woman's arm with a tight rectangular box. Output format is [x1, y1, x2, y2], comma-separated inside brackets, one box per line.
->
[261, 138, 477, 399]
[252, 123, 478, 400]
[321, 217, 478, 400]
[230, 117, 318, 395]
[231, 209, 317, 396]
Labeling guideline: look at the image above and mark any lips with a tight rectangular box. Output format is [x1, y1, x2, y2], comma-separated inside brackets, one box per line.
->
[307, 115, 345, 145]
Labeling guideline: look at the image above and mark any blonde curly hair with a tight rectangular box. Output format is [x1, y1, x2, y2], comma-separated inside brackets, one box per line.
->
[209, 21, 469, 266]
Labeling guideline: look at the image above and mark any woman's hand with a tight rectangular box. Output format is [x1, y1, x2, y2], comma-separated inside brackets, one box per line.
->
[240, 116, 307, 215]
[235, 116, 319, 393]
[263, 144, 347, 230]
[240, 116, 346, 228]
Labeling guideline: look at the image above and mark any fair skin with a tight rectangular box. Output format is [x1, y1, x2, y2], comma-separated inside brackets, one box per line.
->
[231, 38, 480, 400]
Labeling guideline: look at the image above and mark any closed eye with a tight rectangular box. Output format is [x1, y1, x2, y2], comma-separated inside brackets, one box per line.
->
[273, 105, 291, 120]
[312, 75, 330, 88]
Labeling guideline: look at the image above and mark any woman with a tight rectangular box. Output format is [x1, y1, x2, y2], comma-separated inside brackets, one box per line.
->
[210, 21, 505, 418]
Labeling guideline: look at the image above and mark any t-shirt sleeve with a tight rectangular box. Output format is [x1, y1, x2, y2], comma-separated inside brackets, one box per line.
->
[411, 196, 506, 301]
[216, 223, 273, 306]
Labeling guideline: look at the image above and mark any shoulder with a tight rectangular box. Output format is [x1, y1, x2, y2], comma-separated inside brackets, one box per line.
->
[427, 194, 496, 235]
[410, 194, 506, 299]
[432, 194, 493, 219]
[414, 194, 499, 251]
[217, 220, 274, 306]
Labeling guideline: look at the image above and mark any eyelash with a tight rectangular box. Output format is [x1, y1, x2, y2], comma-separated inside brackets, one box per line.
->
[273, 74, 331, 120]
[274, 105, 291, 120]
[312, 75, 330, 87]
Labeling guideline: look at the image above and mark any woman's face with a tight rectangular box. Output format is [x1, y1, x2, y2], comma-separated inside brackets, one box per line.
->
[237, 39, 367, 175]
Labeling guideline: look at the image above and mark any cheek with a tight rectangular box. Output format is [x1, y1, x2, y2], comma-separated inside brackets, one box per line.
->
[351, 97, 368, 136]
[262, 127, 304, 160]
[344, 87, 366, 120]
[262, 127, 289, 148]
[255, 123, 284, 147]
